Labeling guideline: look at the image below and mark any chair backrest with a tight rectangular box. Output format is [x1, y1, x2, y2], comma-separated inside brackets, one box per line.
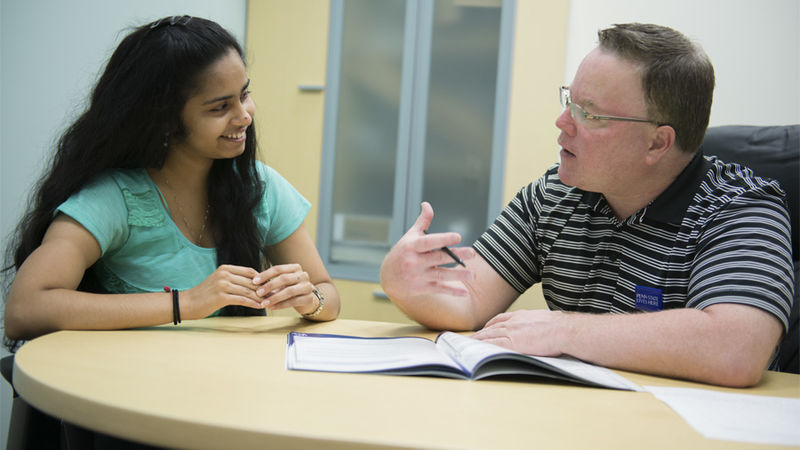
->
[700, 124, 799, 373]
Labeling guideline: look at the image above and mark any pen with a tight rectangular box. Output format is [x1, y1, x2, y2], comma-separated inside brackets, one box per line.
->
[440, 245, 467, 268]
[424, 230, 466, 267]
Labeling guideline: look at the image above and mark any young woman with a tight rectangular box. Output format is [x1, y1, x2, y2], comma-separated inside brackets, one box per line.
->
[3, 15, 340, 349]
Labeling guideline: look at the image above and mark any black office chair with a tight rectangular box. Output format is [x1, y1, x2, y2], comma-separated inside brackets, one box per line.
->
[699, 124, 800, 373]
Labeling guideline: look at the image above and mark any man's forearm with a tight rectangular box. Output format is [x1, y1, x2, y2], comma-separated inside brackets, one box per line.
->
[558, 304, 783, 387]
[386, 288, 479, 331]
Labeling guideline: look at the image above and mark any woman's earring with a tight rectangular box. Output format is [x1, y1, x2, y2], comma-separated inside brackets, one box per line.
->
[163, 134, 169, 148]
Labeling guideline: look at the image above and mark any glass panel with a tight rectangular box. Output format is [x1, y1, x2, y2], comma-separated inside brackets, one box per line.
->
[329, 0, 407, 266]
[420, 0, 502, 245]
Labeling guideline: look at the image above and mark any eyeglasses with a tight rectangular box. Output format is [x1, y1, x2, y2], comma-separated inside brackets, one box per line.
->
[559, 86, 667, 127]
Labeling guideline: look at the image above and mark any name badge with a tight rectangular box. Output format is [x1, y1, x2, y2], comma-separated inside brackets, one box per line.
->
[635, 285, 663, 312]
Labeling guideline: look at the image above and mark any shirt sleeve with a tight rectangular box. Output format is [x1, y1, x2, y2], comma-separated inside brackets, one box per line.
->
[688, 190, 794, 331]
[55, 174, 129, 256]
[473, 171, 550, 293]
[256, 162, 311, 246]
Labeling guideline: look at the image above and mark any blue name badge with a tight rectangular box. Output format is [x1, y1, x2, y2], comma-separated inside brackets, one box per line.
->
[635, 285, 663, 312]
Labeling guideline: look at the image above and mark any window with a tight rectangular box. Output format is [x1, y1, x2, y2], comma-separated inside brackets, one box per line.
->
[318, 0, 515, 281]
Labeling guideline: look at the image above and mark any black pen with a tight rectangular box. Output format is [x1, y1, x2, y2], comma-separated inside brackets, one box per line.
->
[440, 245, 466, 268]
[424, 230, 466, 267]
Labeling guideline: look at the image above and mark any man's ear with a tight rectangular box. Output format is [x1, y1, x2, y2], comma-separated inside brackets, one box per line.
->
[645, 125, 676, 165]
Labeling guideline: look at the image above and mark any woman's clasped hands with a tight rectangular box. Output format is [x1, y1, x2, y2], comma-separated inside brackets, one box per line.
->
[253, 263, 320, 315]
[183, 263, 320, 318]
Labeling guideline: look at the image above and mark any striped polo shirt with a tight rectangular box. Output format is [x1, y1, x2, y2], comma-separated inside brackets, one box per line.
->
[473, 151, 794, 332]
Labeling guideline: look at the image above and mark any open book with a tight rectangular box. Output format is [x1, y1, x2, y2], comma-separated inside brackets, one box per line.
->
[286, 331, 641, 391]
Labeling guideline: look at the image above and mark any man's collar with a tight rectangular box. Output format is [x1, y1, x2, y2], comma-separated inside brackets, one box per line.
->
[581, 150, 710, 225]
[584, 191, 604, 211]
[644, 150, 710, 224]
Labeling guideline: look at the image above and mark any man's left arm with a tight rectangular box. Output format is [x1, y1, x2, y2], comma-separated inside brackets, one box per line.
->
[474, 191, 793, 387]
[473, 304, 783, 387]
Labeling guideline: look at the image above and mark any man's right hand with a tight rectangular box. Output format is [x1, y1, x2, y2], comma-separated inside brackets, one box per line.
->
[380, 202, 476, 300]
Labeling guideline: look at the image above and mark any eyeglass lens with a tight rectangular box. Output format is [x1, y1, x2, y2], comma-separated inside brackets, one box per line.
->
[559, 87, 589, 125]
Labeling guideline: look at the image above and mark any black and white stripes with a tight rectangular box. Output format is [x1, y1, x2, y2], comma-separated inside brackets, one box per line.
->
[474, 155, 794, 331]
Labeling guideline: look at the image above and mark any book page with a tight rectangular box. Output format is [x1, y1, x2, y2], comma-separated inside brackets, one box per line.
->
[435, 332, 515, 374]
[534, 355, 643, 391]
[287, 332, 462, 373]
[436, 332, 642, 390]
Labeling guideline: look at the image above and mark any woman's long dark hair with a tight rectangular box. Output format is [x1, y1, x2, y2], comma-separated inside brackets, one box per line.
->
[3, 16, 265, 349]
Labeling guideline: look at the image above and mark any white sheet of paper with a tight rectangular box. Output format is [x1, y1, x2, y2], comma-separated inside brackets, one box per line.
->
[645, 386, 800, 447]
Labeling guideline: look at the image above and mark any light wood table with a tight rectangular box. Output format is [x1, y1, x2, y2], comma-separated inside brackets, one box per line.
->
[12, 317, 800, 449]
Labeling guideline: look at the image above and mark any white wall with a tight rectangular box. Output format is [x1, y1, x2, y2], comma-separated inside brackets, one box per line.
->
[564, 0, 800, 127]
[0, 2, 246, 447]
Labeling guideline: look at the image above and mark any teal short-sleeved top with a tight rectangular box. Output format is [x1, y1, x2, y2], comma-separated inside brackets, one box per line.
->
[56, 161, 311, 299]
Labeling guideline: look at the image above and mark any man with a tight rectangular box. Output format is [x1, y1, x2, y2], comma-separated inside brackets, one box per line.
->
[380, 23, 794, 387]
